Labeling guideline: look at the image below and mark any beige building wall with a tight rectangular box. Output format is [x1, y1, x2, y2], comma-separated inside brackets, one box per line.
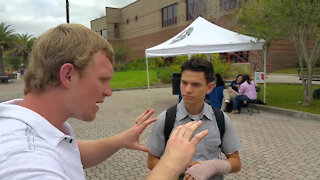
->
[91, 0, 299, 70]
[90, 16, 107, 36]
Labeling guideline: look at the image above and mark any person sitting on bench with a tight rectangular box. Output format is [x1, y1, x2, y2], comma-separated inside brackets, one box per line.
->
[231, 74, 257, 114]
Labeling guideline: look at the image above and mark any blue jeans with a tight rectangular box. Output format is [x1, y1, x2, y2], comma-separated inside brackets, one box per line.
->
[233, 95, 255, 110]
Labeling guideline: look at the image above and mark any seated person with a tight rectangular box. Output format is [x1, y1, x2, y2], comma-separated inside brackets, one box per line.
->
[207, 73, 226, 108]
[231, 74, 257, 114]
[221, 74, 243, 111]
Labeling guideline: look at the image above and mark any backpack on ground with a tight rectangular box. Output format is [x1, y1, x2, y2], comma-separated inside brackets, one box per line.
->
[164, 104, 225, 147]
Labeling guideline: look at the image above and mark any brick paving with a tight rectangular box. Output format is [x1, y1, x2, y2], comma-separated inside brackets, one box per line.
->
[1, 79, 320, 180]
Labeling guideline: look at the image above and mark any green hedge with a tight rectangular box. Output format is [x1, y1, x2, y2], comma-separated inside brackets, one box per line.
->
[114, 54, 231, 83]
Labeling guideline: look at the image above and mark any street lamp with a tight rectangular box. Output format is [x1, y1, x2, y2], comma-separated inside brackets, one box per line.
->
[66, 0, 70, 23]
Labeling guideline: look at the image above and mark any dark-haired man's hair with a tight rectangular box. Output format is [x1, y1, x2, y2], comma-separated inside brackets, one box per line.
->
[181, 57, 214, 83]
[215, 73, 225, 86]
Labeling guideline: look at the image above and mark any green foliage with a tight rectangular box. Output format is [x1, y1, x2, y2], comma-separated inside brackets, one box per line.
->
[4, 55, 21, 70]
[211, 54, 230, 78]
[116, 54, 231, 83]
[235, 0, 320, 106]
[155, 68, 174, 83]
[113, 63, 127, 71]
[0, 22, 16, 48]
[171, 55, 188, 65]
[114, 57, 166, 71]
[125, 58, 146, 71]
[9, 33, 36, 67]
[113, 44, 131, 63]
[0, 22, 17, 74]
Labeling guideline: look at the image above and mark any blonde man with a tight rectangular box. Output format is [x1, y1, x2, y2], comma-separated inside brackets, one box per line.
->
[0, 24, 207, 180]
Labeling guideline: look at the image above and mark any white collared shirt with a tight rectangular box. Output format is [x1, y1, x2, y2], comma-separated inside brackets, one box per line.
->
[0, 99, 85, 180]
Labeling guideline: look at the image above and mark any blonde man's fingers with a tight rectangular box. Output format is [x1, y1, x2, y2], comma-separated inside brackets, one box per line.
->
[190, 130, 209, 147]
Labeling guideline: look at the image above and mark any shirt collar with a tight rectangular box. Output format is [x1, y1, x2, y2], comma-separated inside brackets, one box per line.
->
[176, 100, 214, 121]
[0, 99, 74, 146]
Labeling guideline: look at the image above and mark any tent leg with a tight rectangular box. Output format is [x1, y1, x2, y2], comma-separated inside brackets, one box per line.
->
[146, 56, 150, 90]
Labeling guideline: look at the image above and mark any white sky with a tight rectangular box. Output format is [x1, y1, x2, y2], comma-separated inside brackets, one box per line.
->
[0, 0, 136, 37]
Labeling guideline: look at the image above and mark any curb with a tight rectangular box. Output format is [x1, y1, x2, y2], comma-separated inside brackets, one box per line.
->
[112, 84, 171, 92]
[255, 104, 320, 121]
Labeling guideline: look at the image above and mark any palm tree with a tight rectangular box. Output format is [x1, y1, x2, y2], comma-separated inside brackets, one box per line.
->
[13, 33, 36, 68]
[0, 22, 16, 74]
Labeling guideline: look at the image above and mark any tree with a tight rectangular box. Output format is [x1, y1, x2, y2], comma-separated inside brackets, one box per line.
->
[234, 0, 320, 107]
[113, 44, 131, 63]
[4, 55, 22, 70]
[0, 22, 16, 74]
[10, 33, 35, 68]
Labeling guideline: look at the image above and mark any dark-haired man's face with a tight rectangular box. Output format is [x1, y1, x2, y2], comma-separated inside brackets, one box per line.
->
[180, 70, 213, 108]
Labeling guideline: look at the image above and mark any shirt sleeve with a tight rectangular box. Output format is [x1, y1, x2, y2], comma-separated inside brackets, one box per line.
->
[220, 112, 242, 154]
[253, 81, 257, 87]
[146, 110, 167, 157]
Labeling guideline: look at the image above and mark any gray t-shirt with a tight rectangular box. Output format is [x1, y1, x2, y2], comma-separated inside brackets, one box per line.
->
[146, 100, 242, 180]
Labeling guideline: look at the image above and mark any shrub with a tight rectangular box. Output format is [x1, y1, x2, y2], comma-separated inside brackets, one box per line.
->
[155, 65, 181, 83]
[113, 44, 131, 63]
[4, 55, 22, 70]
[114, 63, 127, 71]
[172, 56, 188, 65]
[211, 54, 230, 78]
[126, 58, 146, 70]
[148, 57, 166, 69]
[113, 57, 166, 72]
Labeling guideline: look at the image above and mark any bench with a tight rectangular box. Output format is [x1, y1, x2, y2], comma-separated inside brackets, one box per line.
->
[0, 74, 14, 83]
[297, 68, 320, 81]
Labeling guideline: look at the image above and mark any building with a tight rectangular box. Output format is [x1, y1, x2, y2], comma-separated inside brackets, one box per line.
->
[91, 0, 298, 71]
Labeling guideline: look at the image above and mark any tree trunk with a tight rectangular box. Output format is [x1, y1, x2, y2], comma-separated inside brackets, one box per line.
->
[23, 54, 28, 68]
[0, 47, 5, 74]
[302, 62, 313, 106]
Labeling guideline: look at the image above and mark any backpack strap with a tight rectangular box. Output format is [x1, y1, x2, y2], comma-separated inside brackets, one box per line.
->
[164, 105, 225, 146]
[164, 104, 177, 145]
[212, 107, 225, 146]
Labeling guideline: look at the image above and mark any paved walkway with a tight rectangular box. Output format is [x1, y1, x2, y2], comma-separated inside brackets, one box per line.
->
[71, 87, 319, 180]
[1, 76, 320, 180]
[266, 74, 320, 85]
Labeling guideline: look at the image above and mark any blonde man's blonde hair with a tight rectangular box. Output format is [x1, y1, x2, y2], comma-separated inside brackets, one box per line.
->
[24, 23, 114, 94]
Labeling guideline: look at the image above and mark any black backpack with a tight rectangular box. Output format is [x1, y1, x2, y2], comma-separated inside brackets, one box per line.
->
[164, 104, 225, 146]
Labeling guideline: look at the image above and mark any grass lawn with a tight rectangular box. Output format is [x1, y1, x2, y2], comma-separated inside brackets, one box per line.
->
[110, 69, 319, 115]
[272, 67, 320, 74]
[110, 70, 158, 89]
[257, 83, 320, 115]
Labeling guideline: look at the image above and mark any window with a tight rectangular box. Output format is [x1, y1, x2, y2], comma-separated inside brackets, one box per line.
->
[114, 23, 119, 38]
[220, 0, 245, 11]
[186, 0, 207, 21]
[162, 3, 177, 27]
[100, 29, 107, 38]
[126, 19, 129, 24]
[135, 16, 138, 21]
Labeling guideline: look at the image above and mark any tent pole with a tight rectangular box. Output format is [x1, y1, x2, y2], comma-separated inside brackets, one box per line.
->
[146, 56, 150, 90]
[263, 46, 267, 104]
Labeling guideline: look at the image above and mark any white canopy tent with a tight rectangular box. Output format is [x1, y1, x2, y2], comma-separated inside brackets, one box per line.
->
[145, 17, 267, 102]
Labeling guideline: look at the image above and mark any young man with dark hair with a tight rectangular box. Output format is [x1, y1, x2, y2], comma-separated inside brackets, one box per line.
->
[147, 57, 242, 180]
